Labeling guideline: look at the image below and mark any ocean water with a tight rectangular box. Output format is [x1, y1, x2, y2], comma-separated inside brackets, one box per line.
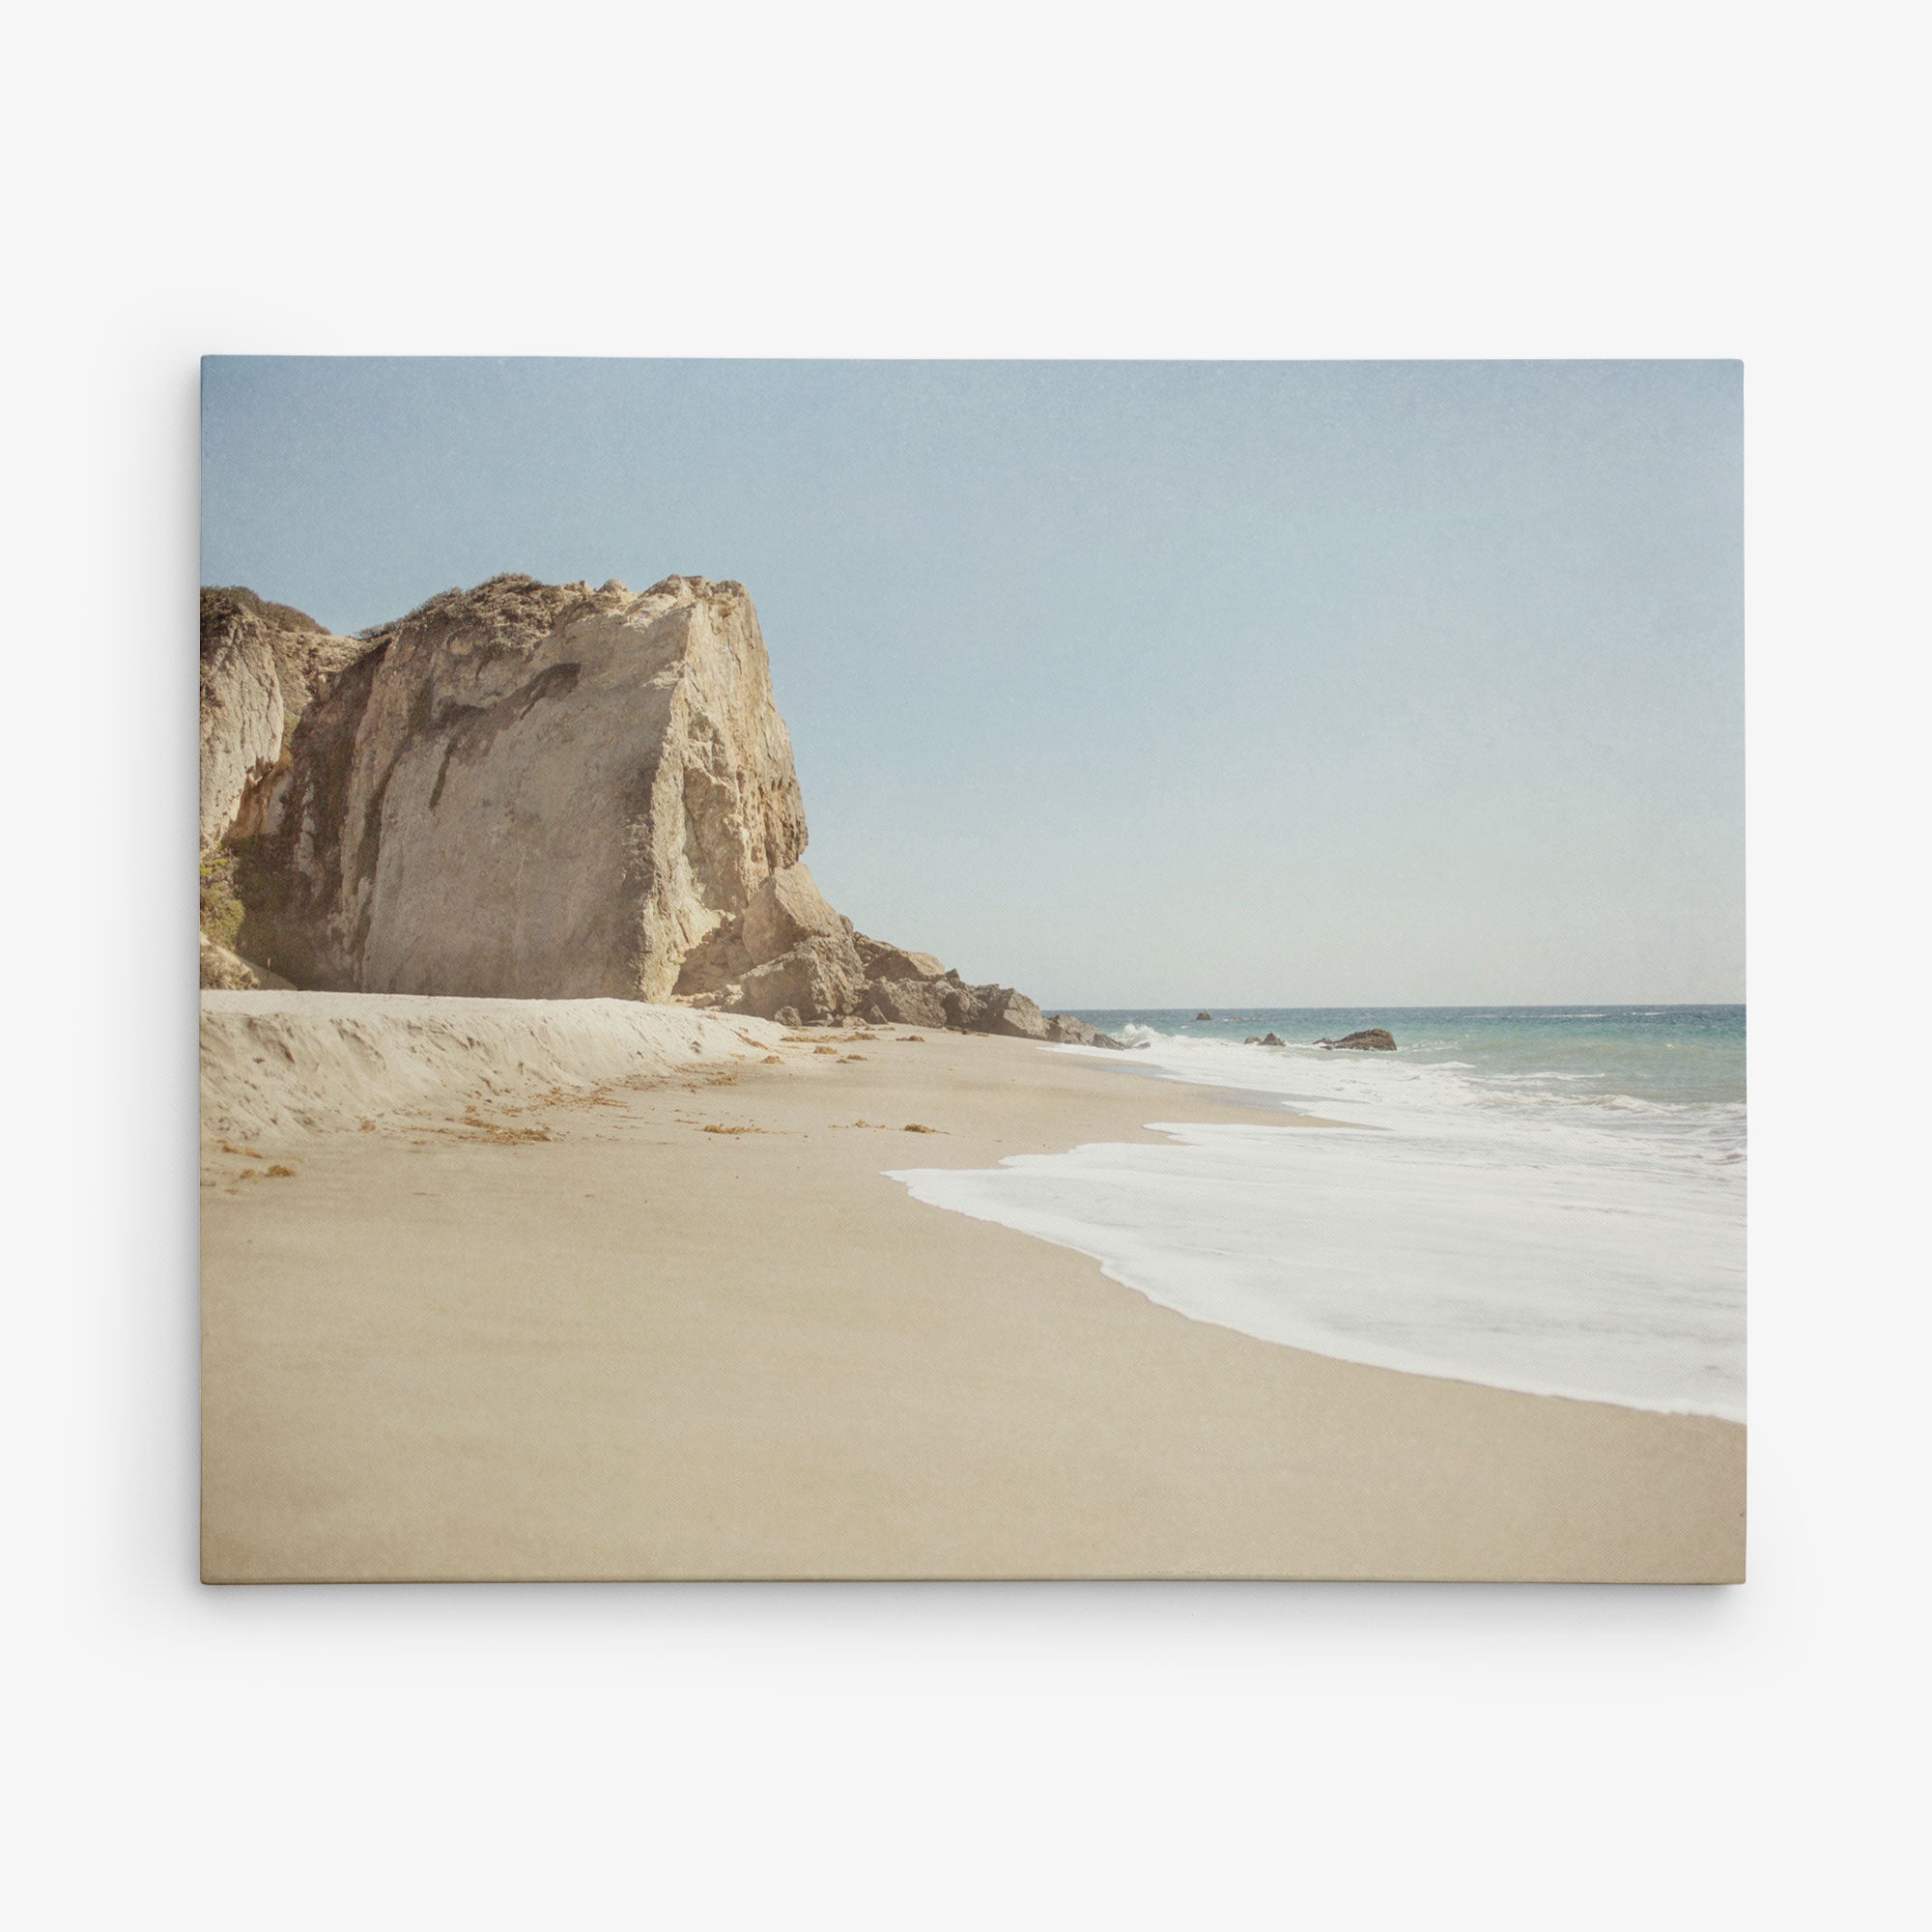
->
[888, 1008, 1746, 1420]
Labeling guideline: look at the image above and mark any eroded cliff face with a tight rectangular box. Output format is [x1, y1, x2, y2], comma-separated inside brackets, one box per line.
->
[199, 588, 374, 851]
[230, 574, 807, 1000]
[207, 571, 1121, 1044]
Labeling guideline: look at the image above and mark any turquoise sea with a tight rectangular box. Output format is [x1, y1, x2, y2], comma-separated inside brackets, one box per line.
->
[1076, 1004, 1745, 1107]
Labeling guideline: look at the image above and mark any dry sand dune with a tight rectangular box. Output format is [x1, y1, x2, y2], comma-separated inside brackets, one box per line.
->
[200, 990, 783, 1142]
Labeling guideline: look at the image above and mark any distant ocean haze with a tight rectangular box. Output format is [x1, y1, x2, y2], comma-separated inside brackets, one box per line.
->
[890, 1007, 1746, 1420]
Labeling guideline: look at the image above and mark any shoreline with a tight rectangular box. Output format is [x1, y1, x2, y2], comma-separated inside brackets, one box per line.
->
[893, 1136, 1747, 1427]
[1013, 1022, 1745, 1425]
[201, 1001, 1745, 1582]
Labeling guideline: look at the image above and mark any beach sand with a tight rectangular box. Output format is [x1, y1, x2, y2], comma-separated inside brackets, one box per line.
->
[201, 1010, 1745, 1582]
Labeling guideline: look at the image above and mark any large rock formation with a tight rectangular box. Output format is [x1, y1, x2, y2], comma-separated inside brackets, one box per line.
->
[206, 571, 1123, 1045]
[231, 574, 806, 999]
[200, 590, 377, 983]
[672, 857, 867, 1021]
[199, 588, 374, 850]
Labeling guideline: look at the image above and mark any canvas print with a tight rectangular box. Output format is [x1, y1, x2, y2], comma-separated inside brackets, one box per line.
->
[198, 358, 1745, 1582]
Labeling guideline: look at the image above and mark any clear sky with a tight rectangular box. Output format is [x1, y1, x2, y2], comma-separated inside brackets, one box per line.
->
[202, 358, 1743, 1007]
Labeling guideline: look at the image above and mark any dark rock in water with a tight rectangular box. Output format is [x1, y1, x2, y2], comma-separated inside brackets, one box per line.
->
[1260, 1032, 1286, 1047]
[1244, 1036, 1260, 1045]
[1195, 1010, 1213, 1021]
[1316, 1028, 1397, 1052]
[1129, 1040, 1151, 1050]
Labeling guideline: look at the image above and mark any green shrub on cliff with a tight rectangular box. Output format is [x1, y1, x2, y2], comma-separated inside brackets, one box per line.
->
[199, 846, 245, 949]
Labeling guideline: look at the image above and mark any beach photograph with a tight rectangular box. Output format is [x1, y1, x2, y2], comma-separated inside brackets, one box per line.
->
[24, 7, 1932, 1925]
[198, 357, 1745, 1582]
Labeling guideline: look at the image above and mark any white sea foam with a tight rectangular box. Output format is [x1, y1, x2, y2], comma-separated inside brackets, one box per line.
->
[889, 1029, 1746, 1420]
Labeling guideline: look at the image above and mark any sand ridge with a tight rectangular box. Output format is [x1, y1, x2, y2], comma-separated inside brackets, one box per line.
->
[199, 990, 786, 1142]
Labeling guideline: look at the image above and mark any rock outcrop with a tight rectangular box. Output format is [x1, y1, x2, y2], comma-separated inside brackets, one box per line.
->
[1045, 1013, 1121, 1047]
[854, 935, 946, 983]
[672, 858, 871, 1022]
[206, 572, 1121, 1044]
[230, 575, 808, 1000]
[1316, 1028, 1397, 1051]
[199, 588, 375, 850]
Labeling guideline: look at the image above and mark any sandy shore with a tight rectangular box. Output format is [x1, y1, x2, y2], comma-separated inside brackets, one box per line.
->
[201, 1005, 1745, 1582]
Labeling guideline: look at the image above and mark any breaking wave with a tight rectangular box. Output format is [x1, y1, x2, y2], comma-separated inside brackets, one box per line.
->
[891, 1009, 1746, 1419]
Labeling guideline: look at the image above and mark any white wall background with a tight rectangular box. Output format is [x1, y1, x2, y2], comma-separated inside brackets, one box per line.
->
[4, 3, 1925, 1925]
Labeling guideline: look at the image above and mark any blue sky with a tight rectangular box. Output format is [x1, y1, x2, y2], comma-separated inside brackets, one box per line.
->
[202, 358, 1743, 1006]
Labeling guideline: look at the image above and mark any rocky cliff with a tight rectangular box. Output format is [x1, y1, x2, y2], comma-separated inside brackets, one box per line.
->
[226, 574, 806, 1000]
[202, 572, 1118, 1045]
[199, 588, 374, 850]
